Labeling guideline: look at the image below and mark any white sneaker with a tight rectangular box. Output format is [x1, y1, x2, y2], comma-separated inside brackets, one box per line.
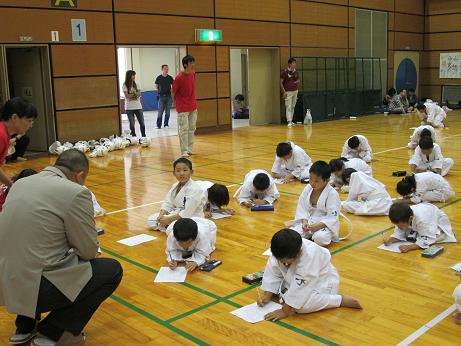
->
[181, 152, 190, 158]
[139, 137, 151, 147]
[287, 122, 293, 128]
[9, 330, 37, 344]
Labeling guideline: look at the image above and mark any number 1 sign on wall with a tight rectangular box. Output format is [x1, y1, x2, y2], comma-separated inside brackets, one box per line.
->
[71, 19, 87, 42]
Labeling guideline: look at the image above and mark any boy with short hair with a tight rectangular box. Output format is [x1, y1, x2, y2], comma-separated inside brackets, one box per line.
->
[166, 217, 217, 272]
[340, 135, 372, 163]
[383, 203, 456, 253]
[257, 229, 362, 321]
[341, 168, 392, 216]
[408, 125, 436, 149]
[236, 169, 280, 207]
[417, 102, 447, 128]
[293, 161, 341, 246]
[409, 136, 453, 176]
[396, 172, 454, 204]
[271, 142, 312, 183]
[195, 181, 234, 217]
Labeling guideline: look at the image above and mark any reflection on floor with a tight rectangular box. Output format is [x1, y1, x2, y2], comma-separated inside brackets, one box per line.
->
[121, 110, 178, 138]
[232, 118, 250, 128]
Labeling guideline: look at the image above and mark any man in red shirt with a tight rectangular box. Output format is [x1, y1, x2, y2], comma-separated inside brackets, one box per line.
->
[172, 55, 198, 157]
[0, 97, 37, 187]
[280, 57, 300, 127]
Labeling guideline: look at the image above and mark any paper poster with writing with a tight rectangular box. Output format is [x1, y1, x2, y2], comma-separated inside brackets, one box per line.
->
[440, 52, 461, 78]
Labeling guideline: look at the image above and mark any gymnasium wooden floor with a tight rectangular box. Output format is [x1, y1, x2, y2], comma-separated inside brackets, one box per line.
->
[1, 111, 460, 345]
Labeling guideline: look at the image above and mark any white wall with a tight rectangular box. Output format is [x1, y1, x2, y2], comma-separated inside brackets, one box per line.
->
[118, 47, 179, 93]
[230, 49, 243, 99]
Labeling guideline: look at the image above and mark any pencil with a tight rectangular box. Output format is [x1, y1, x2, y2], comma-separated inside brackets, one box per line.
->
[168, 251, 173, 262]
[257, 287, 261, 300]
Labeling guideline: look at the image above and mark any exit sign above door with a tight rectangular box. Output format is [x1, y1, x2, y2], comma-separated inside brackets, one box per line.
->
[51, 0, 77, 8]
[195, 29, 222, 43]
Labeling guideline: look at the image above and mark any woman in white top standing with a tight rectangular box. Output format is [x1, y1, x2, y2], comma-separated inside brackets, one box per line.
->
[122, 70, 146, 138]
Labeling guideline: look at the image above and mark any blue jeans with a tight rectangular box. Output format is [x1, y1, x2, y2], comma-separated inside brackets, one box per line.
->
[157, 95, 172, 128]
[126, 109, 146, 137]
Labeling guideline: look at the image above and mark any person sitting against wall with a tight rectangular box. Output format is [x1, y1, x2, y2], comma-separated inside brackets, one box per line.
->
[407, 88, 418, 108]
[232, 94, 249, 119]
[389, 89, 412, 114]
[383, 88, 396, 109]
[6, 134, 30, 162]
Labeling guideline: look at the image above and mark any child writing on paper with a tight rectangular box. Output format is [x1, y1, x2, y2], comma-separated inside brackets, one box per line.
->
[396, 172, 454, 204]
[237, 169, 280, 207]
[408, 126, 436, 149]
[409, 136, 453, 177]
[341, 168, 392, 216]
[329, 157, 372, 188]
[340, 135, 373, 163]
[166, 217, 217, 272]
[293, 161, 341, 246]
[147, 158, 206, 231]
[271, 142, 312, 183]
[195, 180, 234, 217]
[383, 203, 457, 253]
[417, 102, 447, 128]
[257, 229, 362, 321]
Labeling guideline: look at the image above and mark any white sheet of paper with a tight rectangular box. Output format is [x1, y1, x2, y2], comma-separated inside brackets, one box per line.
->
[274, 178, 285, 185]
[211, 212, 232, 220]
[117, 234, 157, 247]
[262, 248, 272, 256]
[377, 241, 414, 253]
[450, 262, 461, 272]
[230, 301, 282, 324]
[154, 267, 188, 283]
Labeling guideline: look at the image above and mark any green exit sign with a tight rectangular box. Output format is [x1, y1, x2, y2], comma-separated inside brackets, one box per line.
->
[195, 29, 222, 42]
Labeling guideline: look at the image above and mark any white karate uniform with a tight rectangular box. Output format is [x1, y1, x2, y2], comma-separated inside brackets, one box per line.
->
[341, 135, 373, 163]
[408, 125, 436, 149]
[454, 284, 461, 312]
[425, 102, 446, 128]
[195, 180, 216, 211]
[390, 203, 457, 249]
[410, 172, 454, 203]
[237, 169, 280, 204]
[331, 158, 372, 186]
[84, 186, 106, 217]
[165, 217, 217, 266]
[271, 142, 312, 180]
[147, 179, 206, 231]
[294, 184, 341, 246]
[409, 143, 454, 176]
[262, 239, 342, 314]
[342, 172, 392, 215]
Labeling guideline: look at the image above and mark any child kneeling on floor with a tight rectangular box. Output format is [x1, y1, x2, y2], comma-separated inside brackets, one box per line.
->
[147, 158, 206, 231]
[383, 202, 457, 253]
[165, 217, 217, 272]
[257, 229, 362, 321]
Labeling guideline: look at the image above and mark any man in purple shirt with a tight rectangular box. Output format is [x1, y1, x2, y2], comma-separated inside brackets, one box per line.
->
[280, 57, 300, 127]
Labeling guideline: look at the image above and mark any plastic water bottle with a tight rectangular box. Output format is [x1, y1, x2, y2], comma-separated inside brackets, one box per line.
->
[304, 109, 312, 124]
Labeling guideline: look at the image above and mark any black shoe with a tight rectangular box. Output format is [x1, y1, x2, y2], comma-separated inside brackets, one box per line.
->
[301, 178, 310, 184]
